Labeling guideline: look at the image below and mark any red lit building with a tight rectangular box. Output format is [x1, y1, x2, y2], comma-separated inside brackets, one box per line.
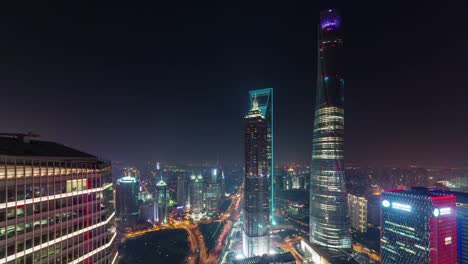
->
[381, 187, 457, 264]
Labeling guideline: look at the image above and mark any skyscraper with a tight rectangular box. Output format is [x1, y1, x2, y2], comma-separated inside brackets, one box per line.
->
[249, 88, 274, 224]
[381, 188, 458, 263]
[116, 176, 140, 226]
[243, 97, 270, 257]
[176, 173, 187, 208]
[309, 9, 351, 249]
[205, 168, 221, 216]
[156, 177, 168, 225]
[0, 134, 117, 264]
[189, 174, 204, 220]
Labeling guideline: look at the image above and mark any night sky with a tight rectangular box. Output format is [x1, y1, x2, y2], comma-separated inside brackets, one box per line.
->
[0, 1, 467, 167]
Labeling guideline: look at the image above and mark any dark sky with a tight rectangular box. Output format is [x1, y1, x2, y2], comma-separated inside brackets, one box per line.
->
[0, 1, 467, 167]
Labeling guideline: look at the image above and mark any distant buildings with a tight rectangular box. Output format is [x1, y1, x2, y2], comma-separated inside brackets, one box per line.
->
[243, 95, 271, 257]
[381, 188, 458, 263]
[124, 167, 140, 178]
[189, 174, 205, 220]
[281, 167, 305, 190]
[116, 176, 140, 226]
[282, 168, 293, 190]
[348, 194, 367, 233]
[0, 134, 117, 263]
[309, 9, 351, 249]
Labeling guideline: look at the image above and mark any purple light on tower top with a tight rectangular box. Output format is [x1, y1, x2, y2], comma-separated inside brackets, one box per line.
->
[321, 16, 340, 29]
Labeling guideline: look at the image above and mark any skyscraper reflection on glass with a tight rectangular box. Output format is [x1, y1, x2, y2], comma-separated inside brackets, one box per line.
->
[309, 9, 351, 249]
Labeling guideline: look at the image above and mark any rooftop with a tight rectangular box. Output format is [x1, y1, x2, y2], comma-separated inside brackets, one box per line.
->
[0, 134, 96, 159]
[384, 187, 457, 198]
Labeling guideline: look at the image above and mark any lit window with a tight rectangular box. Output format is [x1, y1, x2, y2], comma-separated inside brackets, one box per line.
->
[445, 236, 452, 245]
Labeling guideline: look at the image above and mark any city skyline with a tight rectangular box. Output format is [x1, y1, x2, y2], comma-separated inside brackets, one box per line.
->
[1, 2, 467, 167]
[1, 3, 468, 264]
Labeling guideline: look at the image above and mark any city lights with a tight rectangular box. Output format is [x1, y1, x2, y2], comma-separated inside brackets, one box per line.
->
[391, 202, 412, 212]
[2, 3, 463, 264]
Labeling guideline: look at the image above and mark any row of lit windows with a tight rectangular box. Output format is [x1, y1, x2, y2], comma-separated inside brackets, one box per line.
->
[0, 166, 106, 180]
[0, 200, 102, 239]
[313, 142, 343, 149]
[0, 212, 115, 264]
[313, 149, 343, 155]
[313, 137, 343, 143]
[314, 125, 344, 132]
[0, 194, 100, 223]
[315, 106, 344, 116]
[312, 154, 344, 160]
[0, 178, 93, 204]
[0, 221, 109, 260]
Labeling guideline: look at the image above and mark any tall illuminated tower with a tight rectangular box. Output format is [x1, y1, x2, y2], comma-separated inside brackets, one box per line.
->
[243, 97, 271, 257]
[309, 9, 351, 249]
[249, 88, 274, 224]
[189, 174, 205, 220]
[156, 176, 168, 225]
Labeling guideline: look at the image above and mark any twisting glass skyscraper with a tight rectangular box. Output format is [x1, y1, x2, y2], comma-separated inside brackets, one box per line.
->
[309, 9, 351, 249]
[243, 97, 271, 257]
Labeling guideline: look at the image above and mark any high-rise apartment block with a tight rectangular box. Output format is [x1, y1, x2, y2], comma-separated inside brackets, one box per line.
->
[348, 194, 367, 233]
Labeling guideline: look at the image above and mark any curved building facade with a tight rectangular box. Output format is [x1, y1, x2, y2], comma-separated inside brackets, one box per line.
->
[309, 9, 351, 249]
[0, 134, 117, 264]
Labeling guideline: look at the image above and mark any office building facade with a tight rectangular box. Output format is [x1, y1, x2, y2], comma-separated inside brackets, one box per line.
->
[432, 190, 468, 264]
[381, 188, 457, 264]
[0, 134, 117, 264]
[309, 9, 351, 249]
[243, 97, 270, 257]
